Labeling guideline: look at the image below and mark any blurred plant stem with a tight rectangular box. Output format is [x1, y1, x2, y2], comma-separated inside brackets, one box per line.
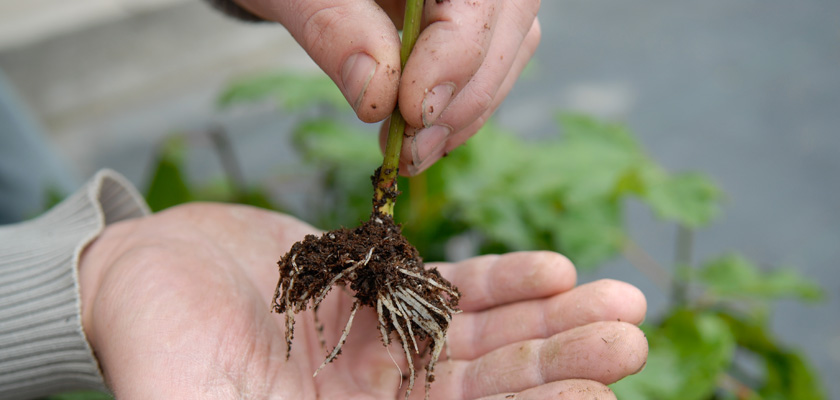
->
[208, 127, 247, 195]
[673, 224, 693, 305]
[622, 238, 672, 291]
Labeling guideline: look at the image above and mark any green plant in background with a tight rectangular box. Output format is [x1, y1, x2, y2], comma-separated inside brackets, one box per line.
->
[612, 253, 824, 400]
[145, 128, 278, 213]
[54, 70, 821, 400]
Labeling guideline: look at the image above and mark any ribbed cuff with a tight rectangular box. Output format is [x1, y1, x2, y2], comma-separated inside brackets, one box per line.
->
[204, 0, 267, 22]
[0, 169, 149, 399]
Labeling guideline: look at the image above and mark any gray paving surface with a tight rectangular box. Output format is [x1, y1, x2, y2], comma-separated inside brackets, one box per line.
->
[1, 0, 838, 396]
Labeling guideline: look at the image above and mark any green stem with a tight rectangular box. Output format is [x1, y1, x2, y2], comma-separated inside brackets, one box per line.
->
[373, 0, 425, 216]
[672, 224, 693, 305]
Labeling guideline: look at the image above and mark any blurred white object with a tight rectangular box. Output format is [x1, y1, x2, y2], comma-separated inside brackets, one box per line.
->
[564, 82, 635, 120]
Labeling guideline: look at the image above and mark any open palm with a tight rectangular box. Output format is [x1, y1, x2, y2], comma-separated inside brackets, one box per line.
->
[78, 203, 647, 399]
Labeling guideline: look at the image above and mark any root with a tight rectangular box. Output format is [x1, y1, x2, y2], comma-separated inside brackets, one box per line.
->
[312, 303, 327, 355]
[425, 331, 445, 397]
[398, 268, 460, 298]
[392, 289, 420, 354]
[383, 294, 416, 399]
[313, 299, 361, 377]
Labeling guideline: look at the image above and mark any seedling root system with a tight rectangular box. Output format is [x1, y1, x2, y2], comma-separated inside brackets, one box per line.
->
[272, 213, 461, 399]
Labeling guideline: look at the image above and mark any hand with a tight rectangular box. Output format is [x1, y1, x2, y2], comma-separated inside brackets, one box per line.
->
[78, 203, 647, 399]
[234, 0, 541, 175]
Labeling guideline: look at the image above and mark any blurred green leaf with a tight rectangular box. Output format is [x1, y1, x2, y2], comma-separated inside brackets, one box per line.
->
[145, 136, 192, 212]
[643, 171, 722, 227]
[612, 310, 736, 400]
[761, 350, 826, 400]
[437, 115, 650, 265]
[555, 200, 624, 267]
[234, 188, 277, 210]
[217, 72, 347, 111]
[293, 119, 380, 165]
[689, 253, 824, 302]
[718, 312, 827, 400]
[43, 185, 68, 211]
[559, 113, 638, 147]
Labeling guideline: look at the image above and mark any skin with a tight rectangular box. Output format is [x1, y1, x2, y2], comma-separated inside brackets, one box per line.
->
[78, 203, 648, 399]
[232, 0, 541, 176]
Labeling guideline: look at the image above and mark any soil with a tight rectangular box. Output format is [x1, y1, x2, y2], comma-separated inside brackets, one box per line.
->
[272, 211, 460, 399]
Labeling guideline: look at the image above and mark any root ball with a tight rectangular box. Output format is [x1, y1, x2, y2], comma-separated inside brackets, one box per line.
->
[272, 213, 460, 399]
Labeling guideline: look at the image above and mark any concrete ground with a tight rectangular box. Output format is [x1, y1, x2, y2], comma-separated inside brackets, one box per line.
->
[1, 0, 837, 396]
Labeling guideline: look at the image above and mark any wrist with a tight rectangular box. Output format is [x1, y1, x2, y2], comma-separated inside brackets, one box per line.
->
[77, 219, 137, 359]
[77, 233, 105, 354]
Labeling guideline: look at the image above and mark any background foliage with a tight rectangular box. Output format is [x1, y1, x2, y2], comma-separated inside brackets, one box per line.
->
[50, 71, 826, 400]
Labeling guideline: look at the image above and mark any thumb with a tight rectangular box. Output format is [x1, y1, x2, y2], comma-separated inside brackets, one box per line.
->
[239, 0, 402, 123]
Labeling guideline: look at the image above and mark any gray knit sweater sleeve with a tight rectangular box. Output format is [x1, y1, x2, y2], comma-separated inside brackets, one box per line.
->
[0, 169, 149, 399]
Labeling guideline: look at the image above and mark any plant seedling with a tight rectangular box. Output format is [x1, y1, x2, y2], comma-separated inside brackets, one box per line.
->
[270, 1, 461, 399]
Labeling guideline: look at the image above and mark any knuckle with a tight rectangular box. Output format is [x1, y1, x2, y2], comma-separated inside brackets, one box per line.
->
[299, 5, 346, 55]
[465, 82, 495, 114]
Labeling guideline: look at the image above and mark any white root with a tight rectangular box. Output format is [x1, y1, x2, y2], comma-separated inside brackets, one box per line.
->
[282, 272, 297, 359]
[438, 294, 463, 315]
[382, 294, 416, 399]
[271, 281, 284, 310]
[394, 290, 433, 322]
[377, 297, 390, 347]
[401, 288, 448, 322]
[392, 290, 419, 354]
[284, 274, 296, 307]
[397, 268, 459, 298]
[313, 300, 361, 377]
[284, 311, 295, 359]
[425, 331, 445, 400]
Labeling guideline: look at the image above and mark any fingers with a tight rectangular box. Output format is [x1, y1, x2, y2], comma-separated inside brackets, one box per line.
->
[448, 279, 647, 359]
[240, 0, 402, 122]
[430, 321, 648, 399]
[397, 19, 540, 175]
[399, 0, 500, 126]
[396, 0, 541, 175]
[433, 251, 577, 312]
[476, 380, 616, 400]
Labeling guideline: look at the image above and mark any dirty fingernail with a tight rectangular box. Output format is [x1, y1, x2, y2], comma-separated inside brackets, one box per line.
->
[422, 83, 456, 127]
[341, 53, 378, 112]
[408, 125, 450, 175]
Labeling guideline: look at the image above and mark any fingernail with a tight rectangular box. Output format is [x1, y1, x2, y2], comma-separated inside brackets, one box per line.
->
[421, 83, 456, 127]
[408, 125, 450, 175]
[341, 53, 378, 112]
